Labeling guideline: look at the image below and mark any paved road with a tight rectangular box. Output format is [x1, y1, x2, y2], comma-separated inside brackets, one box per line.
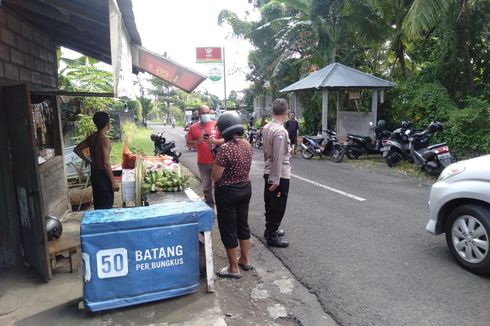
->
[152, 123, 490, 326]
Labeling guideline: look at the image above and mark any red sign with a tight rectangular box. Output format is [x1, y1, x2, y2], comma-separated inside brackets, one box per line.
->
[132, 46, 206, 93]
[196, 47, 222, 63]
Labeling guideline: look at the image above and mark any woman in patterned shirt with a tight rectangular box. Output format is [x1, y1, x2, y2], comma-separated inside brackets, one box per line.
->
[212, 111, 254, 279]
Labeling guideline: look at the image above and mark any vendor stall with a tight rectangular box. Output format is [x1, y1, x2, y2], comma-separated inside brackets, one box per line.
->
[81, 154, 215, 311]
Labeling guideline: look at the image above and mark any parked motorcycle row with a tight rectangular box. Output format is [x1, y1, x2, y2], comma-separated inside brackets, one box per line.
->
[168, 118, 452, 177]
[246, 120, 452, 177]
[345, 120, 452, 176]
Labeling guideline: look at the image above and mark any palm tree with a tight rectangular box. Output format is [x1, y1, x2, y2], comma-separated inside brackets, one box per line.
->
[265, 0, 384, 69]
[372, 0, 449, 79]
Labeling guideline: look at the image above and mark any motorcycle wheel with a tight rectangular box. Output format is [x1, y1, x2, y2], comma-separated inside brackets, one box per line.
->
[384, 150, 400, 167]
[330, 144, 345, 163]
[424, 162, 443, 176]
[345, 145, 361, 160]
[302, 148, 314, 160]
[253, 140, 262, 149]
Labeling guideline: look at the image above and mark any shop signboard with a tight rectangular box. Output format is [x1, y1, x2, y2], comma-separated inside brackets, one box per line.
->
[132, 46, 206, 93]
[196, 47, 222, 63]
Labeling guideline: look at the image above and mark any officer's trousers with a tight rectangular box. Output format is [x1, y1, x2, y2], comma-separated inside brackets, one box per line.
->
[263, 174, 289, 235]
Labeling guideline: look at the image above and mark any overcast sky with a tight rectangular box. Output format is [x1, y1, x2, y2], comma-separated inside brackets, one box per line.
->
[132, 0, 259, 98]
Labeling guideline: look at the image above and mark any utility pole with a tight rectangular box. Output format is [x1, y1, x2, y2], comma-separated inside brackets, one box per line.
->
[223, 47, 227, 110]
[140, 83, 146, 127]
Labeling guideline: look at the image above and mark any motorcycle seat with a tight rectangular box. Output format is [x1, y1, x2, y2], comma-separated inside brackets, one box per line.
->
[304, 135, 324, 144]
[304, 135, 323, 140]
[348, 134, 371, 141]
[427, 142, 447, 150]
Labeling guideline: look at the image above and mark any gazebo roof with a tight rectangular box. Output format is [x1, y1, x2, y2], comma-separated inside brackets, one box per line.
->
[280, 62, 395, 92]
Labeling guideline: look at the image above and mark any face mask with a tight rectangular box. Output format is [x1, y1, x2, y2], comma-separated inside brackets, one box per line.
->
[210, 114, 216, 120]
[201, 114, 211, 123]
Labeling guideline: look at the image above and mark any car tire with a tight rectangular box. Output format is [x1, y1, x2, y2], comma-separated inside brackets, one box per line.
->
[445, 204, 490, 275]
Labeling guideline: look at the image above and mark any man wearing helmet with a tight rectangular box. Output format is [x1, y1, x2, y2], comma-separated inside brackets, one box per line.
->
[261, 98, 291, 248]
[186, 105, 224, 208]
[74, 111, 119, 209]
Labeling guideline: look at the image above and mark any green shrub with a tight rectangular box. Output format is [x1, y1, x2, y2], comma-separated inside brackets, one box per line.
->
[73, 114, 96, 142]
[444, 98, 490, 158]
[389, 78, 456, 129]
[298, 91, 322, 135]
[111, 122, 154, 165]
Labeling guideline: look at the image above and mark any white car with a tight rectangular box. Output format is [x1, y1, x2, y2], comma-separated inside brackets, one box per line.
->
[426, 154, 490, 275]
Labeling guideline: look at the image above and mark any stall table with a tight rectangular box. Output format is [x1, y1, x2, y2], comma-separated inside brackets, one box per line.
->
[145, 188, 215, 293]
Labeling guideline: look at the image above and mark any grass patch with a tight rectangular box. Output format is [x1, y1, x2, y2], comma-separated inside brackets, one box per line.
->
[343, 155, 436, 183]
[111, 123, 154, 165]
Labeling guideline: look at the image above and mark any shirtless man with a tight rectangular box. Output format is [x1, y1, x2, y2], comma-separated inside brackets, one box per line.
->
[74, 111, 119, 209]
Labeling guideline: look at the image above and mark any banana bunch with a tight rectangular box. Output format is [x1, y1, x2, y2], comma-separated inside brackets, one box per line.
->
[143, 170, 190, 193]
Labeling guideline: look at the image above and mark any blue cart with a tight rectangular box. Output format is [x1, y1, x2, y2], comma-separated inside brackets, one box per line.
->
[81, 200, 214, 312]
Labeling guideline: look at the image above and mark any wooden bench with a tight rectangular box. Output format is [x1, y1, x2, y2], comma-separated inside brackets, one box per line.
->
[48, 237, 80, 273]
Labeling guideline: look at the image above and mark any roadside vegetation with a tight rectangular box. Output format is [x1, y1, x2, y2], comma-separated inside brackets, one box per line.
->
[111, 123, 154, 165]
[59, 1, 488, 172]
[219, 0, 490, 159]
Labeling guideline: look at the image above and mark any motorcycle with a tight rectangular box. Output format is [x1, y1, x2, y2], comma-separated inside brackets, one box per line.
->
[409, 121, 452, 176]
[380, 121, 413, 167]
[246, 127, 263, 148]
[150, 132, 182, 163]
[184, 121, 192, 131]
[345, 121, 391, 159]
[301, 129, 345, 163]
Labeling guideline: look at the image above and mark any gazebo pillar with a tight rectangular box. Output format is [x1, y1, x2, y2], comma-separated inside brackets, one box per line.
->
[322, 89, 329, 133]
[371, 89, 378, 123]
[291, 93, 302, 117]
[336, 91, 341, 132]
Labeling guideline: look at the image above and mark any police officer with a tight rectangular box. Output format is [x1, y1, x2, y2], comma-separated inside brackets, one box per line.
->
[261, 98, 291, 248]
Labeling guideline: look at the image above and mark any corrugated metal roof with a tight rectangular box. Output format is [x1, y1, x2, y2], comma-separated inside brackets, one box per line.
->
[3, 0, 205, 93]
[280, 62, 395, 92]
[3, 0, 141, 64]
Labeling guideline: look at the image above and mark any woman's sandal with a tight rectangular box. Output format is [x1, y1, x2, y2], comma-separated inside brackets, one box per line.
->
[238, 262, 254, 271]
[216, 266, 241, 279]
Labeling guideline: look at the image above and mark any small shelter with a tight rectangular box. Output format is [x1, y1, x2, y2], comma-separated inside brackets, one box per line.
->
[280, 63, 395, 140]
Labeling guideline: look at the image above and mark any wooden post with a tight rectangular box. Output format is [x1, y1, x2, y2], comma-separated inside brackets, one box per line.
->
[204, 231, 215, 292]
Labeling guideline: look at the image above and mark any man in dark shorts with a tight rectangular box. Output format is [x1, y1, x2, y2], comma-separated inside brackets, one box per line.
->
[285, 111, 299, 155]
[74, 111, 119, 209]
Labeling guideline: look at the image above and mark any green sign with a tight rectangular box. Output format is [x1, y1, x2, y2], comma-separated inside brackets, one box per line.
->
[208, 67, 222, 81]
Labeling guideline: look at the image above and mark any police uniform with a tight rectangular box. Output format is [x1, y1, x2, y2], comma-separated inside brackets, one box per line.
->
[262, 119, 291, 242]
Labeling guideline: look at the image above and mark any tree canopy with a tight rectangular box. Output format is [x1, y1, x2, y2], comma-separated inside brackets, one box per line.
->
[219, 0, 490, 156]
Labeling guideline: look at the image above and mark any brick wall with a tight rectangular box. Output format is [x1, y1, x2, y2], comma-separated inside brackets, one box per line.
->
[0, 7, 57, 90]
